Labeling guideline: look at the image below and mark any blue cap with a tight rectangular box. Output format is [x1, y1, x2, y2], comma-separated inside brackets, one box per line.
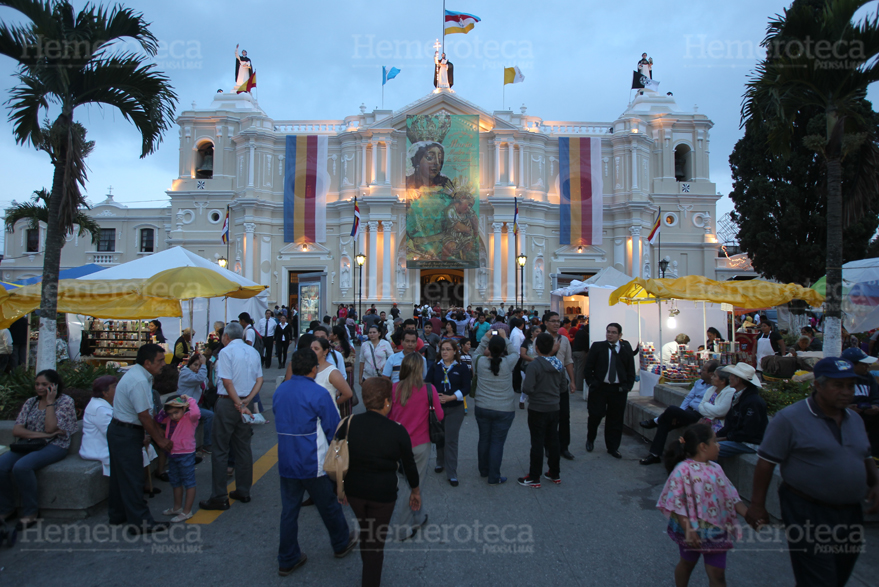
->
[840, 347, 878, 365]
[812, 357, 857, 379]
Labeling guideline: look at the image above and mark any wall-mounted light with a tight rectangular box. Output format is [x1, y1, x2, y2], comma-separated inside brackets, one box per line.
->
[577, 246, 583, 254]
[302, 244, 308, 252]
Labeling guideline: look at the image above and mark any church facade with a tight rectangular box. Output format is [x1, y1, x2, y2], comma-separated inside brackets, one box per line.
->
[3, 88, 728, 316]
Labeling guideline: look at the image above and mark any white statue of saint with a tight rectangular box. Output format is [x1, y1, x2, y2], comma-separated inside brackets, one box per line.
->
[234, 44, 253, 91]
[434, 51, 453, 90]
[637, 52, 653, 79]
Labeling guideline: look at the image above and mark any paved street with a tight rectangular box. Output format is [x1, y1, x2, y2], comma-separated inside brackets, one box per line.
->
[1, 363, 877, 586]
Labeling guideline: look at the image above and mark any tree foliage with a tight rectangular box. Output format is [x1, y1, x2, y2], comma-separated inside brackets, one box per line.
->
[729, 101, 879, 285]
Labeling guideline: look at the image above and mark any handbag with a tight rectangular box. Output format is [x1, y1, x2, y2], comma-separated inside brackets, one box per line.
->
[469, 355, 481, 398]
[10, 400, 52, 454]
[10, 437, 50, 454]
[323, 416, 352, 499]
[427, 384, 445, 447]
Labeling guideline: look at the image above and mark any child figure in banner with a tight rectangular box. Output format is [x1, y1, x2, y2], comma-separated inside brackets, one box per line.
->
[440, 187, 478, 261]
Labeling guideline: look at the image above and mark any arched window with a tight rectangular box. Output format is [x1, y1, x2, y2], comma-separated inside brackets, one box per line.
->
[674, 144, 692, 182]
[196, 142, 214, 179]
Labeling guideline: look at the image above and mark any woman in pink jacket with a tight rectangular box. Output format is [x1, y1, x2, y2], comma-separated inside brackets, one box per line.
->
[389, 353, 444, 541]
[156, 395, 201, 522]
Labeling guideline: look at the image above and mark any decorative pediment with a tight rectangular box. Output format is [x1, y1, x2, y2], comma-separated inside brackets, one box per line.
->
[373, 92, 518, 133]
[277, 241, 333, 260]
[553, 244, 607, 263]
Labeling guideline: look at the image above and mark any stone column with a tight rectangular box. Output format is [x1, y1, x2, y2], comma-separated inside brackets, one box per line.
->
[382, 220, 393, 300]
[367, 221, 379, 299]
[360, 141, 367, 188]
[493, 140, 501, 185]
[631, 146, 638, 191]
[413, 268, 421, 306]
[492, 222, 503, 301]
[507, 224, 516, 303]
[244, 222, 255, 281]
[508, 141, 515, 185]
[371, 141, 378, 185]
[518, 143, 524, 188]
[247, 139, 255, 187]
[384, 141, 391, 185]
[630, 225, 642, 278]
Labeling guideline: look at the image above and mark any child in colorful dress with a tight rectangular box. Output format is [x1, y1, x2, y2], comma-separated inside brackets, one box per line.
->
[157, 395, 200, 522]
[656, 422, 748, 587]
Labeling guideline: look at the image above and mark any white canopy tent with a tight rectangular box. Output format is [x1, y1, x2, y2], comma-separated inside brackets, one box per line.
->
[69, 247, 268, 355]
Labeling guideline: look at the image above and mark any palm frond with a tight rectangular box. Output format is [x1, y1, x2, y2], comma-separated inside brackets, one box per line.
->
[74, 55, 177, 157]
[4, 200, 47, 232]
[88, 3, 160, 57]
[5, 73, 51, 148]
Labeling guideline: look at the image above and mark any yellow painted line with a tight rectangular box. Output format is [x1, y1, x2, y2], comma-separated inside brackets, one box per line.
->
[188, 444, 279, 525]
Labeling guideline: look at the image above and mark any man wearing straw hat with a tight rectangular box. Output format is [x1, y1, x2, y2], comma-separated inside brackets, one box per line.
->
[715, 362, 768, 458]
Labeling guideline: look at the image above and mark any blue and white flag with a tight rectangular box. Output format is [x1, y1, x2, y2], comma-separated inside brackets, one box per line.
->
[382, 66, 401, 85]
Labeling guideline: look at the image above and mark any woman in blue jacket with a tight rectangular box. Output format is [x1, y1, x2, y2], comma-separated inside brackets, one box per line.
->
[426, 339, 472, 487]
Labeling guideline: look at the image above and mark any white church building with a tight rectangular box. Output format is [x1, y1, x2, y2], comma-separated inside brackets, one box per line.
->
[3, 87, 739, 318]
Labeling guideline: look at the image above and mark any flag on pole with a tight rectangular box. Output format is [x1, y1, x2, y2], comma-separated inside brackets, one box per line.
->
[382, 66, 401, 85]
[631, 71, 659, 92]
[513, 197, 519, 234]
[351, 196, 361, 238]
[221, 209, 230, 244]
[648, 209, 661, 245]
[236, 71, 257, 94]
[504, 66, 525, 85]
[444, 10, 481, 34]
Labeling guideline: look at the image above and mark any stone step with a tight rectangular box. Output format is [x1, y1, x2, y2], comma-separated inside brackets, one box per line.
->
[654, 383, 690, 409]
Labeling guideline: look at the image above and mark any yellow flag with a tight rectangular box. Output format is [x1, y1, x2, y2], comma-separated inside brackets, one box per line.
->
[504, 66, 524, 85]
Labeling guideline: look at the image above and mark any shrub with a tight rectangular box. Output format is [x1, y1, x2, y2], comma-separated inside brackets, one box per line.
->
[760, 379, 811, 416]
[0, 361, 121, 420]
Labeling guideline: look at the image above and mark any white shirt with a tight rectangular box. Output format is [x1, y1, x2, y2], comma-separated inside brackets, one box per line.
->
[113, 364, 154, 424]
[510, 327, 525, 354]
[80, 398, 113, 475]
[661, 341, 687, 365]
[257, 318, 278, 338]
[244, 325, 256, 346]
[0, 329, 11, 355]
[604, 341, 622, 384]
[217, 339, 263, 397]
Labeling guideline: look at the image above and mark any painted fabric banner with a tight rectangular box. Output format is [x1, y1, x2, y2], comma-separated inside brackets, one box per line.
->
[559, 136, 603, 246]
[405, 114, 479, 268]
[284, 135, 328, 243]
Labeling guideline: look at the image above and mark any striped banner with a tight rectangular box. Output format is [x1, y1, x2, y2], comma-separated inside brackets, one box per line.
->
[559, 137, 603, 246]
[284, 135, 328, 243]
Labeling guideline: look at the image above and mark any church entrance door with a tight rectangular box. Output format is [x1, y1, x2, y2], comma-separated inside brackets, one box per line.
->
[420, 269, 464, 308]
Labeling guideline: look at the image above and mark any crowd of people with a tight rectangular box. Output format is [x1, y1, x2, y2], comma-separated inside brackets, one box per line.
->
[1, 302, 878, 587]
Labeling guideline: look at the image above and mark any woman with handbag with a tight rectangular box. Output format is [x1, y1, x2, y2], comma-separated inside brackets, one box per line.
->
[426, 340, 471, 487]
[342, 377, 420, 587]
[388, 353, 443, 541]
[0, 370, 76, 529]
[358, 325, 394, 383]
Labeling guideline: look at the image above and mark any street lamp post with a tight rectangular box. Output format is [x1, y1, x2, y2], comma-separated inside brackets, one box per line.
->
[659, 258, 669, 279]
[355, 253, 366, 324]
[517, 254, 527, 311]
[218, 256, 227, 269]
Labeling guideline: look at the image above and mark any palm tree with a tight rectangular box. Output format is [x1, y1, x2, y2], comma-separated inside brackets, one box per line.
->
[742, 0, 879, 356]
[0, 0, 177, 370]
[5, 187, 102, 246]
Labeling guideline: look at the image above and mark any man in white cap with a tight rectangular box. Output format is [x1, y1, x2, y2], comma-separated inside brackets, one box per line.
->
[715, 362, 768, 458]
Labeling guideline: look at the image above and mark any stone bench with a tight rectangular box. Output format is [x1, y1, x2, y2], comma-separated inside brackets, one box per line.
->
[0, 420, 108, 519]
[625, 384, 784, 520]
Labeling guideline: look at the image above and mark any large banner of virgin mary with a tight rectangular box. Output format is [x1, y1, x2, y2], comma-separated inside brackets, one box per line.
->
[404, 114, 479, 269]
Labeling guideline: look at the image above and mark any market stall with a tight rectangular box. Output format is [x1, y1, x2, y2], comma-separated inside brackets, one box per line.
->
[609, 276, 825, 396]
[75, 247, 268, 345]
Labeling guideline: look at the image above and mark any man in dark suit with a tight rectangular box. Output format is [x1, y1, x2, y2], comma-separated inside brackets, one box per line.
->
[582, 322, 636, 458]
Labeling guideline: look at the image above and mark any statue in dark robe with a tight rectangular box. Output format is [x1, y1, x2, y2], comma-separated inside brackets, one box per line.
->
[434, 52, 454, 89]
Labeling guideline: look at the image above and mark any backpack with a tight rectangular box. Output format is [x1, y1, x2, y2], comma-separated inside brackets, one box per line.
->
[246, 325, 265, 355]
